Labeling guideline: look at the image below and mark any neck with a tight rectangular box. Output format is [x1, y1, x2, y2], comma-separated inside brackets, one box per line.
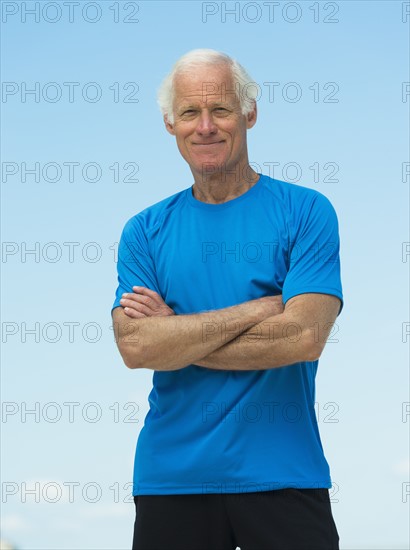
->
[191, 164, 260, 204]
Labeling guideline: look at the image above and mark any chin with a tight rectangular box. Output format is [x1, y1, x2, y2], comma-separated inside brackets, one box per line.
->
[191, 153, 228, 168]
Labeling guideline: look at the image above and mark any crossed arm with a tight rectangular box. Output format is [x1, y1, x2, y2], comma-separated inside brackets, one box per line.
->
[112, 286, 341, 371]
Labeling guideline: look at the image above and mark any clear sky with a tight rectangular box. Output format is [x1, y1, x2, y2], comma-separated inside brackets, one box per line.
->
[1, 1, 409, 548]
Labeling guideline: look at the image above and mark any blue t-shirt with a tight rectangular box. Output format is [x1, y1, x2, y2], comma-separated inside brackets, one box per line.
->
[112, 174, 343, 496]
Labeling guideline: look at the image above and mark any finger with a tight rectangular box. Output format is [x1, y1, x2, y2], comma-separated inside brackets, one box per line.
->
[120, 295, 153, 316]
[124, 292, 161, 312]
[120, 298, 153, 316]
[122, 293, 154, 308]
[132, 286, 164, 303]
[123, 307, 146, 319]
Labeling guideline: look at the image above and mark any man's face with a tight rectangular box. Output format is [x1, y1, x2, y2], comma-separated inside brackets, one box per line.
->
[164, 63, 257, 179]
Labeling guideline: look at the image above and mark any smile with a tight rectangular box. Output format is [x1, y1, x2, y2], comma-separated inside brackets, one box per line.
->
[192, 141, 225, 146]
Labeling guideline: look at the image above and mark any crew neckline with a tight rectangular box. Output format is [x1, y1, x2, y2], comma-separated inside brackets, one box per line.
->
[185, 173, 264, 210]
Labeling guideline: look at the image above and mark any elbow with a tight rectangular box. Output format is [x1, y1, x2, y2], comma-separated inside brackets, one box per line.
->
[118, 341, 146, 370]
[123, 355, 141, 370]
[120, 341, 160, 370]
[305, 345, 323, 362]
[122, 352, 141, 370]
[299, 337, 325, 363]
[112, 313, 152, 369]
[303, 342, 324, 362]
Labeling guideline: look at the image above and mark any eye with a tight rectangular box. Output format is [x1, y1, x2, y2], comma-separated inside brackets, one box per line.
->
[182, 109, 195, 115]
[214, 107, 230, 114]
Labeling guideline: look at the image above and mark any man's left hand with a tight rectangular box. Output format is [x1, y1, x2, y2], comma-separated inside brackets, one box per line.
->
[120, 286, 175, 318]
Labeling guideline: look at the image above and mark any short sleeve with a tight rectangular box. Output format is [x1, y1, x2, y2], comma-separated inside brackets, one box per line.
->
[111, 216, 160, 313]
[282, 192, 344, 316]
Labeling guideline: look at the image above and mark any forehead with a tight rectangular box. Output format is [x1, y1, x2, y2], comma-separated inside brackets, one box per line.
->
[173, 64, 238, 107]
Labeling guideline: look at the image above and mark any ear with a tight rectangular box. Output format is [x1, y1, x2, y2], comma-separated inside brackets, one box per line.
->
[164, 114, 175, 136]
[246, 101, 257, 130]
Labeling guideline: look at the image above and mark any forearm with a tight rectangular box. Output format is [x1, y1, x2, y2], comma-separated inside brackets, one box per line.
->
[116, 298, 274, 371]
[194, 313, 319, 371]
[194, 293, 341, 371]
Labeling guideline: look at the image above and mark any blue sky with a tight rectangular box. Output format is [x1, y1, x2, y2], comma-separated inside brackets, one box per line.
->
[1, 1, 409, 548]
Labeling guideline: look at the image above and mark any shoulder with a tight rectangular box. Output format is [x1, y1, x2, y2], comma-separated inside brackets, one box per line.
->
[121, 187, 188, 238]
[260, 174, 338, 218]
[261, 174, 332, 205]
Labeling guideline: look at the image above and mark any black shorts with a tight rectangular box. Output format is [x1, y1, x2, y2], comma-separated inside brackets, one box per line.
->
[132, 488, 339, 550]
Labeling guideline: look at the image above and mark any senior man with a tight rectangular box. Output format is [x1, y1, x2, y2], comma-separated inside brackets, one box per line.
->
[112, 49, 342, 550]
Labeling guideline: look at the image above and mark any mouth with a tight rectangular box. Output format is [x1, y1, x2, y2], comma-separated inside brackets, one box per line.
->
[192, 140, 225, 146]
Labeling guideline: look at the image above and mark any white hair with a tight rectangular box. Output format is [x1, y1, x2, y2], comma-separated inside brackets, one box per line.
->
[157, 49, 258, 124]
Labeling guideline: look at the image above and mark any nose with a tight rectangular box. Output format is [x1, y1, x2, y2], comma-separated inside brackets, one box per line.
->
[196, 110, 217, 136]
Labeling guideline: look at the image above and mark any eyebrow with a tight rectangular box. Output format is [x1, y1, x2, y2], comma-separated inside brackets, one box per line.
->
[177, 101, 232, 111]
